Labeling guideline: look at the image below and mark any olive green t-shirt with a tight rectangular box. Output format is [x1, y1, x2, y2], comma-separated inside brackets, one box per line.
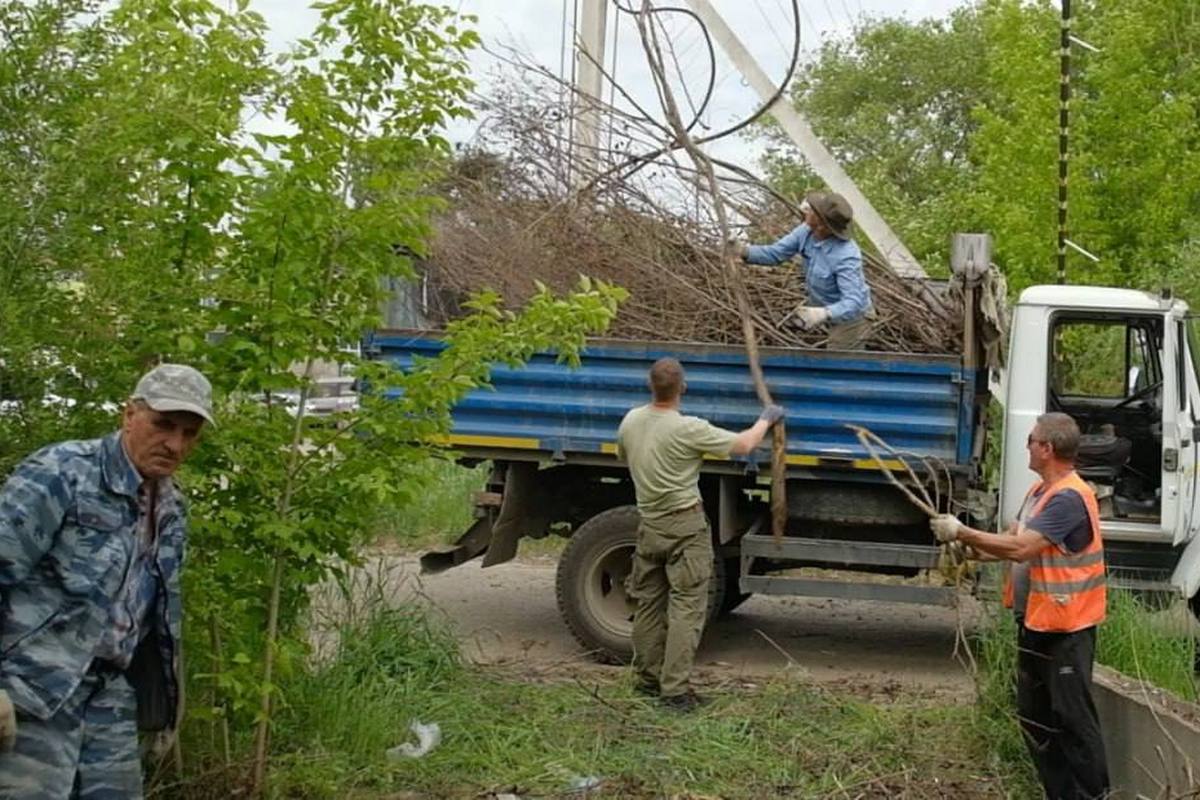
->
[616, 404, 738, 518]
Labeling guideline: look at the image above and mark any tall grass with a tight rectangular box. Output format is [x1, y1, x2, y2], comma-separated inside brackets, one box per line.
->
[1097, 589, 1198, 701]
[971, 604, 1042, 795]
[253, 595, 1030, 799]
[971, 587, 1199, 800]
[369, 458, 567, 558]
[370, 458, 487, 548]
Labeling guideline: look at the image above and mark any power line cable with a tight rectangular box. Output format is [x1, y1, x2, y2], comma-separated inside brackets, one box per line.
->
[569, 0, 801, 199]
[751, 0, 792, 57]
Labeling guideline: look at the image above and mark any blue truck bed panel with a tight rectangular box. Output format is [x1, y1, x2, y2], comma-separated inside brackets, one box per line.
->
[367, 331, 977, 466]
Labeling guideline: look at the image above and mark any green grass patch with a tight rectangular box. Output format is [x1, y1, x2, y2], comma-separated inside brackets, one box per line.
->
[1097, 589, 1198, 701]
[370, 458, 487, 549]
[245, 603, 1028, 798]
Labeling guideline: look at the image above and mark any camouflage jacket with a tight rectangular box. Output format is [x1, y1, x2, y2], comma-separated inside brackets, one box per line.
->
[0, 432, 184, 729]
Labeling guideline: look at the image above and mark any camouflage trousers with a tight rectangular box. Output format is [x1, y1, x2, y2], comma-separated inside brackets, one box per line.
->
[627, 505, 712, 697]
[0, 668, 142, 800]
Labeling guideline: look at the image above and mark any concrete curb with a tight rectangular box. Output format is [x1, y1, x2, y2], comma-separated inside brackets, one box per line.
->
[1094, 664, 1200, 798]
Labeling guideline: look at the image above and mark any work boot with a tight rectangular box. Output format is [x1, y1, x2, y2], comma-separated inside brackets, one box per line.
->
[658, 690, 708, 712]
[633, 678, 660, 698]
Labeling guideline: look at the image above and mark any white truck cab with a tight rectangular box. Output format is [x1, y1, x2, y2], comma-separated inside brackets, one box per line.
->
[1001, 285, 1200, 604]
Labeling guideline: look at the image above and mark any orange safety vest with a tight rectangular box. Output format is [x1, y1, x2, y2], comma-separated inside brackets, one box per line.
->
[1002, 471, 1107, 633]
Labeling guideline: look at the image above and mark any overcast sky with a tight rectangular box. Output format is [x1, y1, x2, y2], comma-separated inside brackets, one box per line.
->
[249, 0, 969, 171]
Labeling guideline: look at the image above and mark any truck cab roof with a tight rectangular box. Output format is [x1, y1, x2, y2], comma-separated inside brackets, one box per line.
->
[1018, 284, 1190, 315]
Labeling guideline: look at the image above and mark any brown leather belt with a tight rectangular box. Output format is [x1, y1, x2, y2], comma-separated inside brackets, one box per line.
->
[666, 501, 703, 516]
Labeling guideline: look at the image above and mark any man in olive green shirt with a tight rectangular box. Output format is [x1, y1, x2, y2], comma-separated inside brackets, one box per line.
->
[617, 357, 783, 711]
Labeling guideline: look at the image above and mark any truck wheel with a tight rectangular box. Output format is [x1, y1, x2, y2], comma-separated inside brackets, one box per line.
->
[556, 506, 640, 663]
[716, 556, 751, 617]
[556, 506, 724, 664]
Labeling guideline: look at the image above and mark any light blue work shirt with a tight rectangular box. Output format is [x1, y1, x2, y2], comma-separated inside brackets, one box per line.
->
[745, 223, 871, 323]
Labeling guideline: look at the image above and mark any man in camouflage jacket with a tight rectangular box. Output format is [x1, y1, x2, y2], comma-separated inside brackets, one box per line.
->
[0, 364, 213, 800]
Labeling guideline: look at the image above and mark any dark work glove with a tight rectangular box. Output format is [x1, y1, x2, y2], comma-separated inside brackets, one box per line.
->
[759, 404, 785, 425]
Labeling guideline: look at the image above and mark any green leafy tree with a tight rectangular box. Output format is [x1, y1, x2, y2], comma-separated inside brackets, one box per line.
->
[757, 7, 990, 271]
[758, 0, 1200, 296]
[0, 2, 625, 792]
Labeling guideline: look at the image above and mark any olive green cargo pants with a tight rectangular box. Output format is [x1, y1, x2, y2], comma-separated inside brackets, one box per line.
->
[627, 505, 711, 698]
[826, 304, 876, 350]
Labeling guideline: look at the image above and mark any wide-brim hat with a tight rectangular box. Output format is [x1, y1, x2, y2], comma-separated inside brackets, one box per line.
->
[807, 191, 854, 240]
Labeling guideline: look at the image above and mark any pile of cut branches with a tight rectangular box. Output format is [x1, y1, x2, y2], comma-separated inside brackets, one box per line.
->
[418, 79, 961, 354]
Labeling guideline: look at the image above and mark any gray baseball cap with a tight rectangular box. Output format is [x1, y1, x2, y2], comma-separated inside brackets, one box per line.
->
[132, 364, 215, 425]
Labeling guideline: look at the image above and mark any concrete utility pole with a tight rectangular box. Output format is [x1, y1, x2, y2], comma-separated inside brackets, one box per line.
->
[684, 0, 928, 280]
[573, 0, 608, 186]
[1057, 0, 1071, 285]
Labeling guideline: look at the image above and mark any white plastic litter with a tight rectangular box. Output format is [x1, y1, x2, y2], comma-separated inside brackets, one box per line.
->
[386, 720, 442, 759]
[568, 775, 603, 792]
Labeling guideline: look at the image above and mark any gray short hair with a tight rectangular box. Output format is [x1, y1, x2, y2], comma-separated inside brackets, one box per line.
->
[1035, 412, 1081, 461]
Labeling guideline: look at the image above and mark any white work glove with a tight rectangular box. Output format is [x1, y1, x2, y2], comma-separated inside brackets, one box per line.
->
[792, 305, 831, 330]
[0, 689, 17, 752]
[727, 239, 748, 261]
[930, 514, 964, 543]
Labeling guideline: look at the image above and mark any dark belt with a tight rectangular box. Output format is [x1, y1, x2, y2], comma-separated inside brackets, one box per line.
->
[666, 501, 703, 516]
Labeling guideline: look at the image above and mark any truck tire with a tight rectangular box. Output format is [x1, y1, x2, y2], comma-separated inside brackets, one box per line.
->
[716, 556, 751, 617]
[555, 505, 724, 664]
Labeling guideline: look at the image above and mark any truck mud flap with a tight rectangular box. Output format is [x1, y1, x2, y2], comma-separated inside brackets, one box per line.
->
[482, 461, 540, 567]
[420, 516, 494, 575]
[419, 461, 544, 574]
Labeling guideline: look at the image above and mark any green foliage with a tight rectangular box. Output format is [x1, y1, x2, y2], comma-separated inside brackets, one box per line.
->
[368, 458, 486, 546]
[758, 6, 990, 271]
[1097, 590, 1198, 701]
[0, 0, 623, 786]
[758, 0, 1200, 295]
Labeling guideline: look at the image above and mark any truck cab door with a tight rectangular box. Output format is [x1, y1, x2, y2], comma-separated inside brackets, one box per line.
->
[1172, 318, 1200, 545]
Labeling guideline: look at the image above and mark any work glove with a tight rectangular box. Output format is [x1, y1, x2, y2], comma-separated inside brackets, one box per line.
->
[791, 305, 831, 330]
[727, 239, 748, 261]
[930, 513, 964, 543]
[758, 404, 785, 425]
[0, 689, 17, 752]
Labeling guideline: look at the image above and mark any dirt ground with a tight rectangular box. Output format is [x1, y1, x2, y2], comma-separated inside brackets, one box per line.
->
[359, 553, 981, 702]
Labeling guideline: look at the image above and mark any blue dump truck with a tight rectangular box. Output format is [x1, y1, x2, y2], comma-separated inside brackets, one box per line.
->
[367, 283, 1200, 661]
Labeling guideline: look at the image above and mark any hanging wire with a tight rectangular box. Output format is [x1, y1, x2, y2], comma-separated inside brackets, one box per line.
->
[750, 0, 792, 58]
[606, 6, 620, 156]
[583, 0, 801, 194]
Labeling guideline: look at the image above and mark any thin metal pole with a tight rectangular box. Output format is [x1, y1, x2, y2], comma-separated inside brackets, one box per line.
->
[1057, 0, 1071, 285]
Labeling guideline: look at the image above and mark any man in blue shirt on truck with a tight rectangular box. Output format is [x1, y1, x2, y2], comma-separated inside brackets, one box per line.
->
[738, 191, 874, 350]
[0, 364, 213, 799]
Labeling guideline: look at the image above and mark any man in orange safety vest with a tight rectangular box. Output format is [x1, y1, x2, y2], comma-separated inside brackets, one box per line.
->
[930, 412, 1109, 800]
